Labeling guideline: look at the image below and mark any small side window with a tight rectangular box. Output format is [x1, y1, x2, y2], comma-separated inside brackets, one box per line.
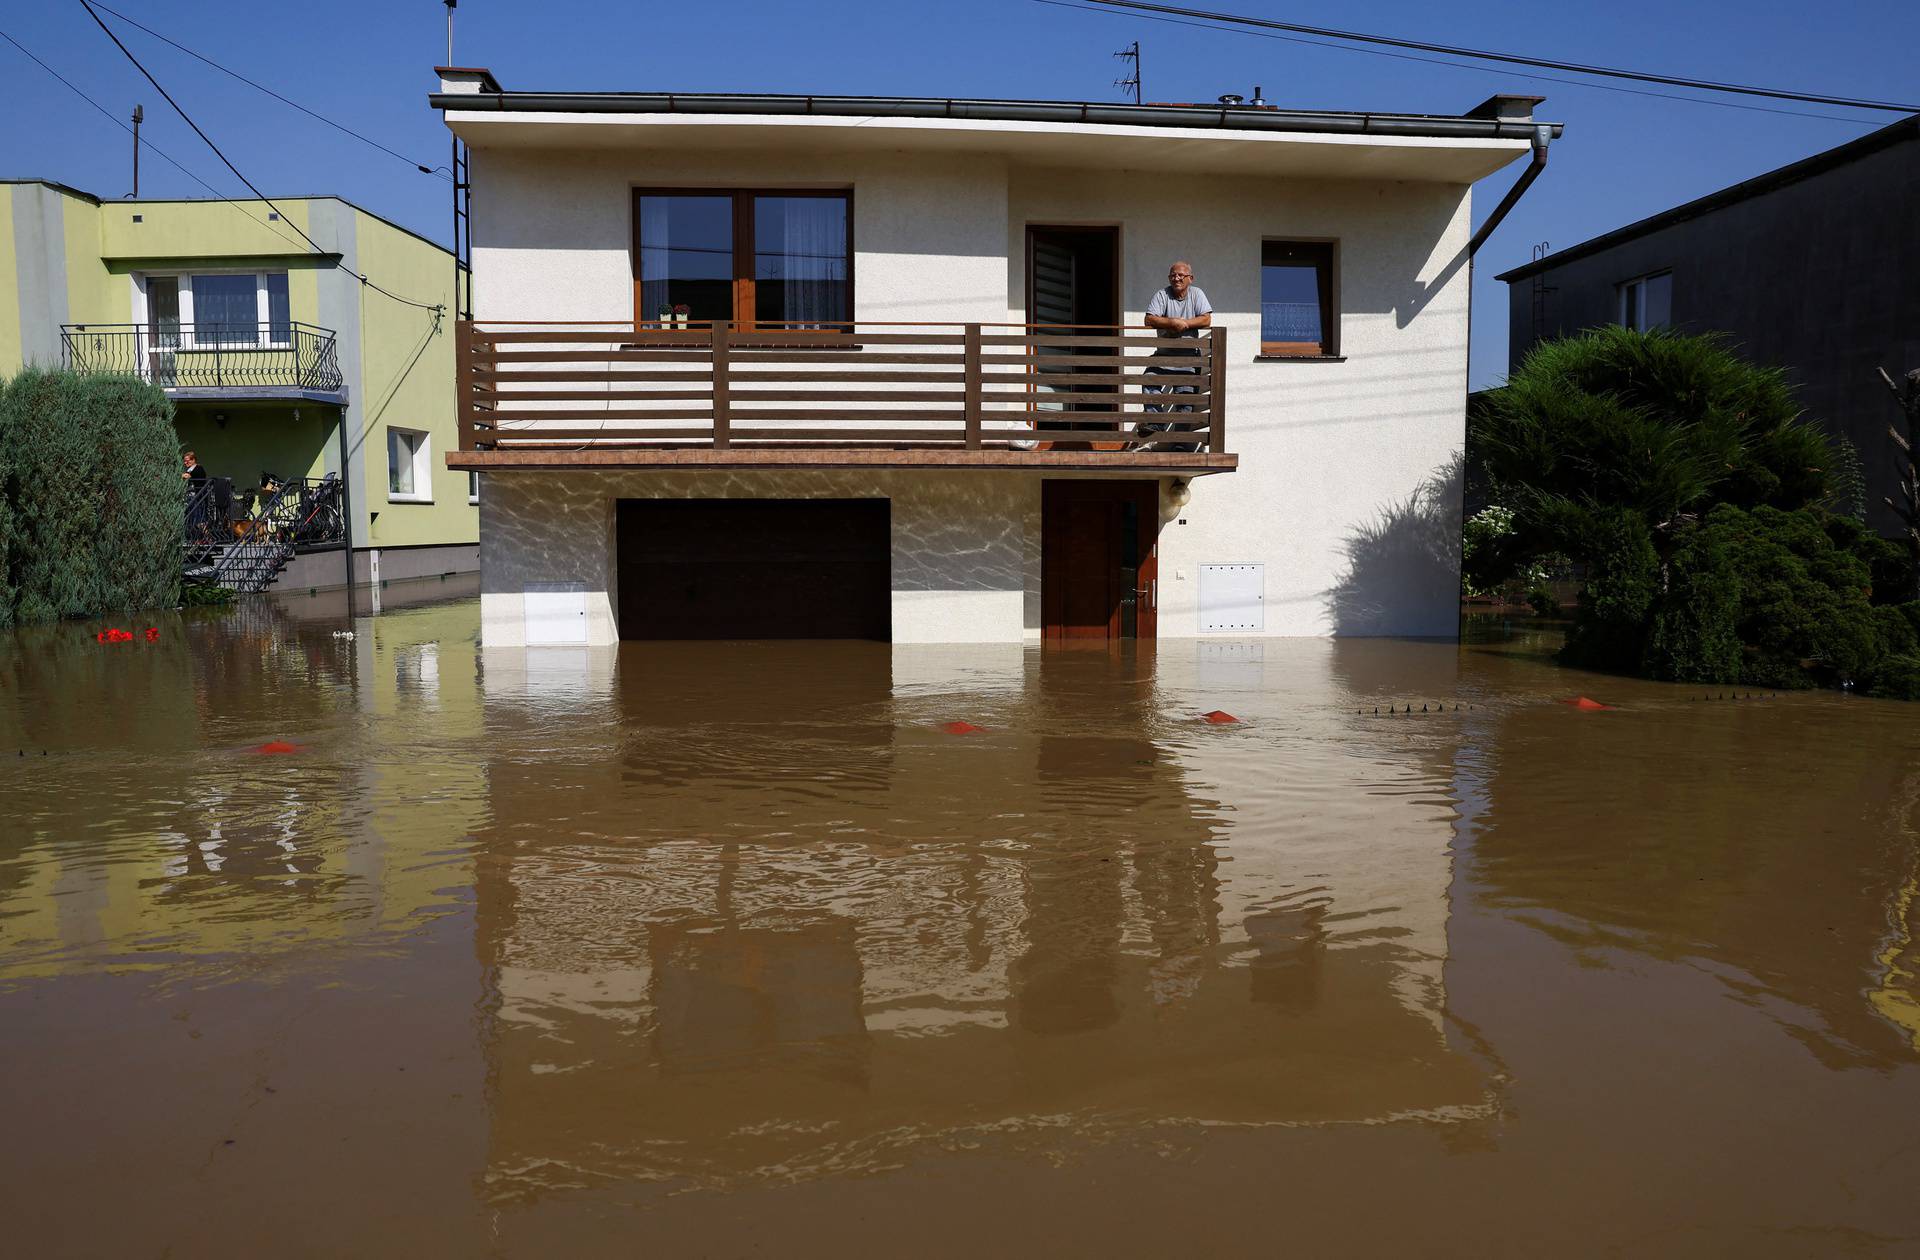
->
[387, 427, 432, 502]
[1260, 241, 1336, 357]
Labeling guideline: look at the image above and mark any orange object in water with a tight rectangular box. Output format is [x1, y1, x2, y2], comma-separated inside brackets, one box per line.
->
[940, 721, 986, 735]
[1559, 696, 1614, 711]
[252, 740, 302, 755]
[1202, 710, 1240, 725]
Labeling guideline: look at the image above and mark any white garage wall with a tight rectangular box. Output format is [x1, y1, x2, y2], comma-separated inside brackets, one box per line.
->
[478, 469, 1038, 647]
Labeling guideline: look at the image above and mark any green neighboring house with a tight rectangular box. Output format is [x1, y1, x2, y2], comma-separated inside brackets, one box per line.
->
[1, 178, 476, 590]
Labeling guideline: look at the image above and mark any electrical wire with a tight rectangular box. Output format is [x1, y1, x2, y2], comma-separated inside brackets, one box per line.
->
[1034, 0, 1886, 126]
[88, 0, 452, 181]
[76, 0, 446, 314]
[1077, 0, 1920, 114]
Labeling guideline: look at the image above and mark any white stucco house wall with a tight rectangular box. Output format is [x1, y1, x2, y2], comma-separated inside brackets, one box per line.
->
[433, 71, 1557, 647]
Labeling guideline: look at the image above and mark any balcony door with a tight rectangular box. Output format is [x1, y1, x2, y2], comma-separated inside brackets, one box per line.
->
[1026, 225, 1121, 448]
[633, 190, 851, 332]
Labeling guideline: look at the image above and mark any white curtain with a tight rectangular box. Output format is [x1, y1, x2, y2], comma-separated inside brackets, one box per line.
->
[769, 197, 845, 328]
[638, 196, 673, 324]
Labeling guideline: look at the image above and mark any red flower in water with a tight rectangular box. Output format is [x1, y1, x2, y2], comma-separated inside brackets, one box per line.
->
[941, 720, 986, 735]
[95, 631, 107, 644]
[1201, 710, 1240, 725]
[144, 627, 160, 642]
[252, 740, 302, 755]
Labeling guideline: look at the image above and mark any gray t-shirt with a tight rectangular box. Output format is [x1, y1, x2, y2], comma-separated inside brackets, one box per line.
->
[1147, 284, 1211, 358]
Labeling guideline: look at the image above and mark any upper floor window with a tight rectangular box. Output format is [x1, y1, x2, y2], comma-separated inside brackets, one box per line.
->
[143, 271, 292, 348]
[634, 191, 851, 331]
[1618, 271, 1672, 332]
[1260, 241, 1336, 357]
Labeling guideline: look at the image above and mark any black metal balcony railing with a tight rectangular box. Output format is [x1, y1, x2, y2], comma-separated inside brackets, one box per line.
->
[61, 322, 344, 393]
[183, 473, 346, 593]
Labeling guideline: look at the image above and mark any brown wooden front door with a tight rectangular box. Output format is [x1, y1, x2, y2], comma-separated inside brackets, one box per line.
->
[1041, 480, 1159, 641]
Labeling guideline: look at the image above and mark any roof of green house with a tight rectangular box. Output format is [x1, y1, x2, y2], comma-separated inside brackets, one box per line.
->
[0, 178, 455, 259]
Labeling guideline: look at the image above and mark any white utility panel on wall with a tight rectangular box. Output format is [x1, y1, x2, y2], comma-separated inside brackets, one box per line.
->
[1199, 563, 1265, 632]
[524, 583, 590, 646]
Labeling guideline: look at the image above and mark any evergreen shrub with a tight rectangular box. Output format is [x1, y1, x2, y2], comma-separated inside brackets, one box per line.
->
[1470, 327, 1920, 696]
[0, 367, 180, 624]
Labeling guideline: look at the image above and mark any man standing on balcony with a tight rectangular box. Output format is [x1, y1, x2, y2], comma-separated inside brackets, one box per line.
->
[1140, 262, 1212, 451]
[182, 450, 206, 484]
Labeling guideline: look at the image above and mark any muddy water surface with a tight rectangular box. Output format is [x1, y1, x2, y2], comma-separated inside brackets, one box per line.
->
[2, 597, 1918, 1257]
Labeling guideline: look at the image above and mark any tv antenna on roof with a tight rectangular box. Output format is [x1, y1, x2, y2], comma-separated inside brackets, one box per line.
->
[444, 0, 457, 65]
[1114, 41, 1141, 104]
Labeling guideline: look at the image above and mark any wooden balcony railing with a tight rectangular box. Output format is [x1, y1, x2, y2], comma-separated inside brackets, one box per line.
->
[456, 321, 1226, 456]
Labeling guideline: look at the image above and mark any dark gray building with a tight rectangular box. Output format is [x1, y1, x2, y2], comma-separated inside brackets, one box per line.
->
[1498, 114, 1920, 532]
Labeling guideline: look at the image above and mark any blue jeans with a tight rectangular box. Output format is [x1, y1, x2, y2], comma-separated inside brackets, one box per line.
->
[1139, 364, 1201, 451]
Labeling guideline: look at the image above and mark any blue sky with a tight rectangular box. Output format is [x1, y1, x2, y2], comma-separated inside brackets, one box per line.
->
[4, 0, 1914, 387]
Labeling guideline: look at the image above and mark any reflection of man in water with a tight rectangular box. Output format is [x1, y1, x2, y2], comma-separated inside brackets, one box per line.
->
[1139, 261, 1212, 452]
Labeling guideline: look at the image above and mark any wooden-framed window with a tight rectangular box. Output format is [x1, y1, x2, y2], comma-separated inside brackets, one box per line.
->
[633, 189, 852, 331]
[1260, 240, 1336, 357]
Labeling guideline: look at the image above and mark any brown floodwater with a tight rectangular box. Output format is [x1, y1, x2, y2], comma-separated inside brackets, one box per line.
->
[3, 591, 1918, 1257]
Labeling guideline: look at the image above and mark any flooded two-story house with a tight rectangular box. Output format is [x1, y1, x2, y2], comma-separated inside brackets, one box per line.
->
[432, 70, 1557, 646]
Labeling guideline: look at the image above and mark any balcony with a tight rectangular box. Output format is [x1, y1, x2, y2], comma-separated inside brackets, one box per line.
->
[451, 322, 1236, 474]
[61, 322, 345, 402]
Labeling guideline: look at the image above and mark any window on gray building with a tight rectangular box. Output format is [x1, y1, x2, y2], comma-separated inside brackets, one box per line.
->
[1617, 271, 1672, 332]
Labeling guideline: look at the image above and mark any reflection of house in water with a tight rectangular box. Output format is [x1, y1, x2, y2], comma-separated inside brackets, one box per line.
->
[474, 640, 1493, 1201]
[0, 598, 485, 974]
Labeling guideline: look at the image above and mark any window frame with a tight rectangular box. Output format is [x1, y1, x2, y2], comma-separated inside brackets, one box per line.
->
[468, 470, 480, 505]
[1258, 239, 1338, 359]
[386, 426, 433, 504]
[137, 269, 293, 349]
[1616, 270, 1673, 332]
[630, 187, 855, 334]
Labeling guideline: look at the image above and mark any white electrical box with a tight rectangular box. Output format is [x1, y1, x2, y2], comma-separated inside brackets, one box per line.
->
[524, 583, 589, 646]
[1199, 564, 1265, 632]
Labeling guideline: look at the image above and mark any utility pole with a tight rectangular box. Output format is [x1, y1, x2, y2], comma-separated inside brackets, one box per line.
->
[1879, 365, 1920, 599]
[445, 0, 457, 64]
[1114, 41, 1141, 104]
[130, 104, 142, 196]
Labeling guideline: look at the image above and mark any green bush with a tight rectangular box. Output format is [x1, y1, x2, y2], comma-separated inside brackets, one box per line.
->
[1560, 508, 1660, 673]
[1645, 520, 1742, 682]
[1475, 327, 1831, 549]
[0, 367, 180, 624]
[1864, 654, 1920, 701]
[1469, 328, 1920, 697]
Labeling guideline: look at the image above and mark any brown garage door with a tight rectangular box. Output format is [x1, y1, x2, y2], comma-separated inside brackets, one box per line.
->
[616, 499, 890, 640]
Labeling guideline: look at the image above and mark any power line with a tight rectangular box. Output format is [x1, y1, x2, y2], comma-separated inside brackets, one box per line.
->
[88, 0, 452, 181]
[1079, 0, 1920, 114]
[1034, 0, 1885, 126]
[75, 0, 444, 314]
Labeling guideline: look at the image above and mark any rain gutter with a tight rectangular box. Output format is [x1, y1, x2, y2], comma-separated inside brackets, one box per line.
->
[429, 92, 1563, 143]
